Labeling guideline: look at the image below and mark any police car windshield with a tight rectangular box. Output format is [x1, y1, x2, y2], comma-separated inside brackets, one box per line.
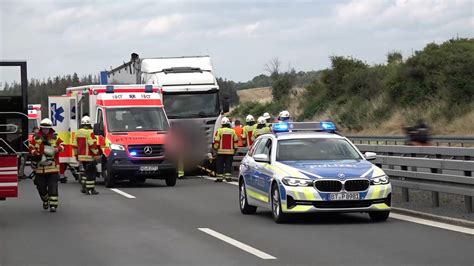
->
[277, 138, 362, 161]
[106, 107, 169, 132]
[163, 91, 220, 119]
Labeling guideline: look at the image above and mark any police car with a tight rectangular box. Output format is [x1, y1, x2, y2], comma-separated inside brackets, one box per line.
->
[238, 122, 391, 223]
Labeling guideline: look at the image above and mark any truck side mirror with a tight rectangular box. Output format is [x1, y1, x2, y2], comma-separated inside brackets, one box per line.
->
[93, 124, 104, 136]
[222, 98, 230, 113]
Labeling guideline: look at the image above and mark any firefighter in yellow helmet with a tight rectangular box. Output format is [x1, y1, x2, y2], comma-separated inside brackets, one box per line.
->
[263, 112, 272, 128]
[242, 115, 256, 147]
[252, 116, 271, 142]
[73, 116, 100, 195]
[29, 118, 64, 212]
[213, 117, 238, 182]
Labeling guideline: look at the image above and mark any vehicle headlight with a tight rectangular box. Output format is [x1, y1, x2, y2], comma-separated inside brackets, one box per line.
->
[370, 175, 390, 185]
[110, 143, 125, 151]
[282, 177, 314, 187]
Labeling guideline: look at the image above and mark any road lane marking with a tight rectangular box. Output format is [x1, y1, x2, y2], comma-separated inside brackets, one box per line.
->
[198, 228, 277, 260]
[110, 188, 136, 199]
[390, 213, 473, 235]
[203, 176, 473, 234]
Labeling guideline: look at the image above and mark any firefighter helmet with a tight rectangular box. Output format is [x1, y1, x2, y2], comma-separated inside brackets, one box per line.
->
[40, 118, 53, 129]
[81, 116, 92, 125]
[257, 116, 266, 125]
[263, 112, 271, 120]
[221, 117, 231, 125]
[245, 115, 255, 123]
[279, 110, 290, 120]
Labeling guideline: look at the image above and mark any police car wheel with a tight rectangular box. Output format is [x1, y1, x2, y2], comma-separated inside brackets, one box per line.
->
[271, 183, 288, 223]
[369, 211, 390, 222]
[239, 179, 257, 214]
[103, 165, 115, 188]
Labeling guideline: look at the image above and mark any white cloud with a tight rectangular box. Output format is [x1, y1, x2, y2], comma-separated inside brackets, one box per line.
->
[142, 14, 184, 36]
[214, 21, 262, 38]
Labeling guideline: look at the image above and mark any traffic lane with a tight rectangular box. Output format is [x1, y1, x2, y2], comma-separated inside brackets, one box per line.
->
[0, 179, 272, 266]
[123, 178, 474, 265]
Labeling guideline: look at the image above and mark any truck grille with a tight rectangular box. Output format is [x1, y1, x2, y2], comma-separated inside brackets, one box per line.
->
[315, 180, 342, 192]
[128, 144, 164, 157]
[344, 180, 369, 191]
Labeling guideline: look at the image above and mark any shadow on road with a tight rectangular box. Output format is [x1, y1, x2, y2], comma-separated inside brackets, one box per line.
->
[252, 210, 381, 225]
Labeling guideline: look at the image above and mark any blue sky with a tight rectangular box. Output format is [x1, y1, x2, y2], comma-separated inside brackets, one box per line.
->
[1, 0, 473, 83]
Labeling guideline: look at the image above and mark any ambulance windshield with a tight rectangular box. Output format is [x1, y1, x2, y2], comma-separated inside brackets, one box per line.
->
[163, 90, 220, 119]
[106, 107, 169, 132]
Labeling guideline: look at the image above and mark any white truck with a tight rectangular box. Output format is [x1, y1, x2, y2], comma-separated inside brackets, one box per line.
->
[103, 54, 229, 159]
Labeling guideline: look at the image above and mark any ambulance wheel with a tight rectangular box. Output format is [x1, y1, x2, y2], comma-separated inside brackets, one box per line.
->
[271, 183, 288, 223]
[239, 178, 257, 214]
[165, 172, 177, 187]
[369, 211, 390, 222]
[103, 165, 115, 188]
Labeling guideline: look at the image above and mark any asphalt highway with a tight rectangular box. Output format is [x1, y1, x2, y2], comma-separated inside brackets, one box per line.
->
[1, 176, 473, 266]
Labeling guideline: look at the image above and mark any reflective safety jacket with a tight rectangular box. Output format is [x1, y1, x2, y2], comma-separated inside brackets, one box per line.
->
[242, 125, 256, 147]
[213, 127, 238, 155]
[29, 131, 64, 174]
[233, 125, 244, 147]
[252, 126, 271, 141]
[73, 127, 99, 162]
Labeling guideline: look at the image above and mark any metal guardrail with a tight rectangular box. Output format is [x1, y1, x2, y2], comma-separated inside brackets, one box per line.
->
[232, 145, 474, 212]
[348, 135, 474, 147]
[357, 145, 473, 212]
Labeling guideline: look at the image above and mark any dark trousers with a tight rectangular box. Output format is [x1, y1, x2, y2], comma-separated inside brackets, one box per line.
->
[216, 154, 234, 177]
[81, 161, 97, 191]
[35, 173, 59, 207]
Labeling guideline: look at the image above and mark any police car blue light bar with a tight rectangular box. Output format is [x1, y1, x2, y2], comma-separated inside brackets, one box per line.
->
[272, 122, 290, 132]
[320, 121, 336, 131]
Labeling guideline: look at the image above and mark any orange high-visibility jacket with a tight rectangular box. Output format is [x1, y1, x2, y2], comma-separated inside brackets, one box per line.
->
[213, 127, 238, 155]
[233, 125, 244, 147]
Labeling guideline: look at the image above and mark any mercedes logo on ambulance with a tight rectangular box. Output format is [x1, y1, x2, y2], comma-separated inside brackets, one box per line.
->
[144, 146, 153, 155]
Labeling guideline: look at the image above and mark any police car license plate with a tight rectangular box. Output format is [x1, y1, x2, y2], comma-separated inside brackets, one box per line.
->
[139, 166, 158, 172]
[329, 193, 360, 201]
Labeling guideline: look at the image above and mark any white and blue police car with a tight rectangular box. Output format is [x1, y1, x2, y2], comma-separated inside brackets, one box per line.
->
[238, 122, 391, 223]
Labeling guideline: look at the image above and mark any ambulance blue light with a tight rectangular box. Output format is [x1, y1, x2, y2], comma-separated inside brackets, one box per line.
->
[272, 122, 289, 132]
[106, 85, 114, 93]
[130, 151, 137, 156]
[320, 121, 336, 131]
[145, 85, 153, 93]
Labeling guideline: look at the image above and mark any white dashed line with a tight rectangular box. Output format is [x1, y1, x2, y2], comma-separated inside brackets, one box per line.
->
[198, 228, 277, 260]
[110, 188, 136, 199]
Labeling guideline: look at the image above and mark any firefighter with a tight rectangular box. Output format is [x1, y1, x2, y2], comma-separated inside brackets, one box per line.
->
[29, 118, 64, 212]
[213, 117, 238, 182]
[73, 116, 100, 195]
[233, 120, 244, 147]
[242, 115, 256, 147]
[263, 112, 272, 128]
[252, 116, 271, 142]
[278, 110, 291, 122]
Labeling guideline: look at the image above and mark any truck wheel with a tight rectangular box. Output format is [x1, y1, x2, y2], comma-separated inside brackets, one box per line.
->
[103, 164, 115, 188]
[165, 172, 177, 187]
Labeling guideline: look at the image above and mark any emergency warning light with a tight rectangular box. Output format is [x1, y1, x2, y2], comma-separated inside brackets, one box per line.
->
[145, 85, 153, 93]
[272, 122, 290, 132]
[320, 121, 336, 131]
[129, 151, 137, 156]
[106, 85, 114, 93]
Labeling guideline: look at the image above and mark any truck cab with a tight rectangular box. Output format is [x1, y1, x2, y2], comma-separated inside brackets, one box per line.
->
[105, 55, 229, 158]
[49, 84, 176, 188]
